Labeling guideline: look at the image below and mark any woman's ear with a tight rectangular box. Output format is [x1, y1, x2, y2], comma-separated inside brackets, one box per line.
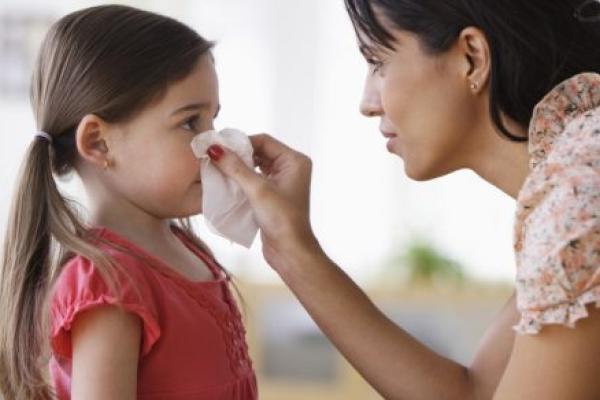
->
[75, 114, 112, 169]
[457, 27, 491, 93]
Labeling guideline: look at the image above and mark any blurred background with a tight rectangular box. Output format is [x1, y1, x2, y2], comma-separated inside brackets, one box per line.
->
[0, 0, 517, 398]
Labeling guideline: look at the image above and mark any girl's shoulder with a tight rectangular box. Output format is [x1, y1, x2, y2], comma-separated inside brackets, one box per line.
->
[52, 227, 159, 307]
[50, 228, 162, 359]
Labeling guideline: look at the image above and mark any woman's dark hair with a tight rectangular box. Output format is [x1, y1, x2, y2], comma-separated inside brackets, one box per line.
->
[0, 5, 213, 399]
[344, 0, 600, 141]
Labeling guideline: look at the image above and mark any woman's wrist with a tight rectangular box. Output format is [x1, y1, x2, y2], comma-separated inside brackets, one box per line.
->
[273, 232, 331, 280]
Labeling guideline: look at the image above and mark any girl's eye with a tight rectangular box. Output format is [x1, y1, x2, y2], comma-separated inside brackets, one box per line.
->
[182, 115, 200, 132]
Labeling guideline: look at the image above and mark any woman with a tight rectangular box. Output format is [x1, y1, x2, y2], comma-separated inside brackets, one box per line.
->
[205, 0, 600, 398]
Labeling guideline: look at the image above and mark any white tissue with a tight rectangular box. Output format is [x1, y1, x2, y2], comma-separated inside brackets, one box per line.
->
[190, 128, 258, 248]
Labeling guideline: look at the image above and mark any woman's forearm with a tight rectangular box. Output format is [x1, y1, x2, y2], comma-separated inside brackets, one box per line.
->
[205, 138, 481, 398]
[278, 250, 477, 400]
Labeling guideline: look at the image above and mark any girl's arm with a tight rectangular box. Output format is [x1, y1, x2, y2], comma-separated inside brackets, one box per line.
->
[71, 306, 141, 400]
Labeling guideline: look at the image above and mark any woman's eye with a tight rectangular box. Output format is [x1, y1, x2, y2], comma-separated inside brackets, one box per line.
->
[367, 58, 384, 74]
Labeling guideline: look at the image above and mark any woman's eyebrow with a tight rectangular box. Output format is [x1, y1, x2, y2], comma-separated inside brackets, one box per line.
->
[359, 41, 395, 57]
[359, 44, 377, 58]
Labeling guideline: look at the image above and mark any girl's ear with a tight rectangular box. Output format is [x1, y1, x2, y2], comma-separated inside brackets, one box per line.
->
[457, 26, 491, 93]
[75, 114, 112, 169]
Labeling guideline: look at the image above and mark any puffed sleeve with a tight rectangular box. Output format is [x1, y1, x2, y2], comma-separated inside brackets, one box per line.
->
[514, 107, 600, 334]
[50, 250, 161, 358]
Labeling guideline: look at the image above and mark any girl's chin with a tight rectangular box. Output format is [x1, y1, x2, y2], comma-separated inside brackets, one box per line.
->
[177, 201, 203, 218]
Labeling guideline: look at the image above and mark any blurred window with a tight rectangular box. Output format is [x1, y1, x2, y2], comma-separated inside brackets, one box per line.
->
[0, 10, 53, 99]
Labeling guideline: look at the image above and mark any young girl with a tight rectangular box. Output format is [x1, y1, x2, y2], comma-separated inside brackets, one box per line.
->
[0, 5, 257, 400]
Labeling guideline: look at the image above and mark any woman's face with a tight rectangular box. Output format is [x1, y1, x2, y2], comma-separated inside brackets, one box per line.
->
[357, 13, 485, 181]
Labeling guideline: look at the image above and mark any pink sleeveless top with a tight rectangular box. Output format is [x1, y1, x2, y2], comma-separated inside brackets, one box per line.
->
[49, 226, 257, 399]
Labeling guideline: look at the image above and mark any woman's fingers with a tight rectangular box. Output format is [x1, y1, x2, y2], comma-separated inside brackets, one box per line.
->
[207, 145, 267, 202]
[249, 134, 304, 172]
[249, 133, 294, 160]
[208, 137, 317, 271]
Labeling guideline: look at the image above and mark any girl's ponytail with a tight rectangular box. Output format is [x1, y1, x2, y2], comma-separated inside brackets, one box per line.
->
[1, 137, 61, 399]
[0, 134, 120, 399]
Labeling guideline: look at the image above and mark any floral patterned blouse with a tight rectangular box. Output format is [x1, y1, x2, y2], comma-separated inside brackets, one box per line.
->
[514, 72, 600, 334]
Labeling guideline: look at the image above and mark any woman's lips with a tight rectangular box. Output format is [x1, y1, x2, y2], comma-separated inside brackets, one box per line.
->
[386, 137, 400, 152]
[381, 130, 400, 152]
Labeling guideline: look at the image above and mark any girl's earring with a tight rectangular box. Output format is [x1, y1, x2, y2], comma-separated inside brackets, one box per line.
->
[470, 81, 479, 91]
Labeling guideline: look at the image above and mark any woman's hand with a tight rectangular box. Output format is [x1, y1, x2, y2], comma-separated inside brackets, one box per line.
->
[207, 134, 323, 272]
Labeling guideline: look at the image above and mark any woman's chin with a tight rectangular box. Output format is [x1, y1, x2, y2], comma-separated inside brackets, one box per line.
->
[403, 159, 437, 181]
[404, 167, 429, 181]
[404, 159, 457, 182]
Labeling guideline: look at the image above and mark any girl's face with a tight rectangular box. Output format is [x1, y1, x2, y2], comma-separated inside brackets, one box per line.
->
[357, 13, 486, 181]
[103, 54, 220, 219]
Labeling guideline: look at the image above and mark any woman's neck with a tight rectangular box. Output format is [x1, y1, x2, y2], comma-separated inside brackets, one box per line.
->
[468, 119, 531, 199]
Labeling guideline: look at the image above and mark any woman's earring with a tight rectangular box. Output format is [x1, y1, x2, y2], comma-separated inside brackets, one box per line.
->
[470, 81, 479, 91]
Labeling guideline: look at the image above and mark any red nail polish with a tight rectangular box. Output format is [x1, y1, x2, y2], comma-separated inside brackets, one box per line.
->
[207, 145, 224, 161]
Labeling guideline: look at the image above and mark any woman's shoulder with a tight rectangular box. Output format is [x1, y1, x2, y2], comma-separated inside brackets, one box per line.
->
[528, 72, 600, 169]
[514, 73, 600, 334]
[514, 163, 600, 334]
[518, 73, 600, 228]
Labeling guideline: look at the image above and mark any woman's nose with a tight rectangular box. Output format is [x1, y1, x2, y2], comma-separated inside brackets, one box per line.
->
[359, 77, 383, 118]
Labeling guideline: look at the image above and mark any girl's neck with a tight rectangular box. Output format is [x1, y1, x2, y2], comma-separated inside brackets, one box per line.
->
[88, 199, 176, 248]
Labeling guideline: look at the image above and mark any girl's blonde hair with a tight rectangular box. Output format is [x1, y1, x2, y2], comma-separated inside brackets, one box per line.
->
[0, 5, 213, 399]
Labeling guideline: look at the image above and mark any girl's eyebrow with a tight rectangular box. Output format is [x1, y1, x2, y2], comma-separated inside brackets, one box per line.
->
[172, 103, 221, 118]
